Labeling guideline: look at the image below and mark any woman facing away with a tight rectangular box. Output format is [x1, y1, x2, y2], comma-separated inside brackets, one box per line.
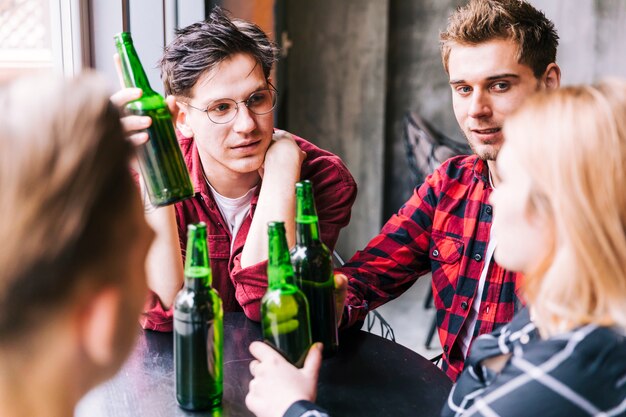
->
[245, 80, 626, 417]
[0, 73, 153, 417]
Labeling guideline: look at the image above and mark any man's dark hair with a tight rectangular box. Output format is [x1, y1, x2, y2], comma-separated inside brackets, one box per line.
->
[440, 0, 559, 78]
[160, 7, 279, 97]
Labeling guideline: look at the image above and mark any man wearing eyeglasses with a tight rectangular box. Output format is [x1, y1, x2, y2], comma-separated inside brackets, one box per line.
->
[115, 7, 357, 330]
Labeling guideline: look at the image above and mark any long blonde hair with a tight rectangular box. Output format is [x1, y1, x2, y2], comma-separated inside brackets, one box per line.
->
[503, 80, 626, 335]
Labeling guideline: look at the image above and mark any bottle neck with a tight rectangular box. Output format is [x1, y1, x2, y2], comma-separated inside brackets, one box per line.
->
[115, 37, 155, 93]
[184, 266, 211, 292]
[296, 215, 321, 246]
[268, 228, 295, 289]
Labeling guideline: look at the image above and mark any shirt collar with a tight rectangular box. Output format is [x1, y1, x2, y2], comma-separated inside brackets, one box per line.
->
[472, 157, 491, 186]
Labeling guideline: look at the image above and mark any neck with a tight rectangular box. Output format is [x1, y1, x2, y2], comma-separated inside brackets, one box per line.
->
[200, 156, 260, 199]
[0, 332, 84, 417]
[487, 160, 499, 187]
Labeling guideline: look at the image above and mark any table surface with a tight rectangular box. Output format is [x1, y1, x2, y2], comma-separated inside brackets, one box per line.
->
[75, 313, 452, 417]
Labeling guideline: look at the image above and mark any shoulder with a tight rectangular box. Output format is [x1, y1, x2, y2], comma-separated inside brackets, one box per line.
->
[416, 154, 483, 202]
[434, 154, 482, 183]
[294, 135, 356, 191]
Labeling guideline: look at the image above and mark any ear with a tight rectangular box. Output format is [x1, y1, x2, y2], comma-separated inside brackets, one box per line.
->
[176, 102, 195, 138]
[541, 63, 561, 90]
[79, 287, 122, 367]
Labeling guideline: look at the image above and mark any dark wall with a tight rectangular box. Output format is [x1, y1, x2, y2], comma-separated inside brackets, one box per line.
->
[383, 0, 465, 221]
[284, 0, 389, 256]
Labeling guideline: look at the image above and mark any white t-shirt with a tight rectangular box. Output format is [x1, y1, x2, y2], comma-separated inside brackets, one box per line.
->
[207, 182, 258, 252]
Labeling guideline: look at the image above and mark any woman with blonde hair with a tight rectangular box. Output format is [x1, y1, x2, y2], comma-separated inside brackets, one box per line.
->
[245, 80, 626, 417]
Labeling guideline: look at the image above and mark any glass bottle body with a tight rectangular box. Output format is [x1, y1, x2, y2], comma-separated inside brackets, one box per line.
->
[174, 222, 223, 411]
[291, 180, 338, 357]
[174, 278, 223, 411]
[114, 32, 193, 206]
[291, 239, 337, 357]
[263, 221, 312, 367]
[261, 285, 312, 367]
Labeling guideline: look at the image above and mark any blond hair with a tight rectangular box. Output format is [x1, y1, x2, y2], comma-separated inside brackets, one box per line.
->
[503, 80, 626, 334]
[0, 72, 136, 340]
[440, 0, 559, 77]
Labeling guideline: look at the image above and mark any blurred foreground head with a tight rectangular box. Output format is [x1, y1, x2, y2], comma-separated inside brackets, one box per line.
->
[0, 73, 152, 415]
[496, 79, 626, 335]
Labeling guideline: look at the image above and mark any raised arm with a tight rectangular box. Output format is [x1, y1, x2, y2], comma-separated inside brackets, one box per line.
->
[240, 130, 305, 268]
[232, 135, 357, 321]
[337, 168, 442, 328]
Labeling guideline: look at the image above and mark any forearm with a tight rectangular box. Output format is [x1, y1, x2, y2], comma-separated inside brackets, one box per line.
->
[241, 163, 300, 268]
[144, 204, 184, 309]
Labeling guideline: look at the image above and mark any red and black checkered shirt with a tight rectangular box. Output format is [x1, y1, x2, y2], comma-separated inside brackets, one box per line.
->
[339, 155, 524, 381]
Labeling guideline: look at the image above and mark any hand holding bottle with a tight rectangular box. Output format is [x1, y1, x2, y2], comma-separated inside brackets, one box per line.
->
[110, 54, 181, 146]
[246, 341, 322, 417]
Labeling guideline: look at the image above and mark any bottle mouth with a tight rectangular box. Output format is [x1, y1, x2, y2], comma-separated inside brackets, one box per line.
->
[113, 32, 133, 45]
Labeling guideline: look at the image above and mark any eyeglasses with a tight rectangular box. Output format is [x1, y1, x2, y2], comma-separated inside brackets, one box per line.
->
[179, 86, 278, 124]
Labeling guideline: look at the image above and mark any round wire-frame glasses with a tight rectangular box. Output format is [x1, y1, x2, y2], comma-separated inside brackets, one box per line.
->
[180, 84, 278, 124]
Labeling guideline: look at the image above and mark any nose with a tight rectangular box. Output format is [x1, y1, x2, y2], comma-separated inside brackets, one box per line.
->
[232, 104, 257, 134]
[468, 90, 492, 119]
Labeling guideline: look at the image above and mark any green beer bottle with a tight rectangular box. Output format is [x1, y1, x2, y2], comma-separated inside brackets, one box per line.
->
[290, 180, 338, 357]
[174, 222, 223, 411]
[262, 221, 312, 367]
[114, 32, 193, 206]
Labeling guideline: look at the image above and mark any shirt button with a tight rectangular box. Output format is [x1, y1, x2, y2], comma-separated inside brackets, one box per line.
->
[461, 301, 469, 310]
[485, 305, 490, 313]
[485, 205, 492, 215]
[473, 253, 482, 262]
[443, 345, 449, 353]
[432, 249, 439, 257]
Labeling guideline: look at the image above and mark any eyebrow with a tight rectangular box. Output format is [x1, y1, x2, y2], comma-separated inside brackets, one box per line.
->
[200, 82, 269, 106]
[449, 73, 520, 85]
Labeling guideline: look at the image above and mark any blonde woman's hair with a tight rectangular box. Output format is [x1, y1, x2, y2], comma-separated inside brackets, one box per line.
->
[503, 79, 626, 334]
[0, 72, 136, 341]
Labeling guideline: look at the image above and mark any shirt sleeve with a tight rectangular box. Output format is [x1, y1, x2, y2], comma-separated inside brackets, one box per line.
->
[338, 167, 443, 328]
[230, 258, 267, 322]
[283, 400, 331, 417]
[139, 290, 175, 332]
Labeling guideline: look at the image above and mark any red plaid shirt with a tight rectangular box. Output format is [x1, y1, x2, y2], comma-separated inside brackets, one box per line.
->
[339, 155, 523, 381]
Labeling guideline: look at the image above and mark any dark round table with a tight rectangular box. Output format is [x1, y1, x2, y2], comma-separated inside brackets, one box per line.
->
[75, 313, 451, 417]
